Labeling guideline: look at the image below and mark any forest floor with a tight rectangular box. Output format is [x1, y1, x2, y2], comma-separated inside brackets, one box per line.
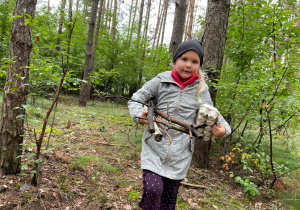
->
[0, 96, 298, 210]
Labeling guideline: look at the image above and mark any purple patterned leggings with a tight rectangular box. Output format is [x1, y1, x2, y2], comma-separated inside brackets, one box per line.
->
[138, 170, 182, 210]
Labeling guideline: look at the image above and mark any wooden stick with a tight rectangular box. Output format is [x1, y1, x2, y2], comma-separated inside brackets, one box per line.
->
[181, 182, 208, 189]
[154, 108, 201, 138]
[147, 99, 155, 133]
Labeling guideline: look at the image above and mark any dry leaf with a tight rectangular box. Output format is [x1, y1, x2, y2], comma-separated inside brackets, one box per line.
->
[8, 180, 13, 184]
[212, 205, 219, 209]
[123, 204, 131, 210]
[125, 186, 133, 192]
[65, 120, 71, 129]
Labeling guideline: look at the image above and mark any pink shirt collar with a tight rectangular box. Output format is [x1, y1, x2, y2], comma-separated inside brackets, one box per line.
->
[171, 68, 199, 89]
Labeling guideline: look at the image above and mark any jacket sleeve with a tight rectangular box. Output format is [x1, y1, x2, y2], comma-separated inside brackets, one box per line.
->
[128, 76, 160, 124]
[200, 84, 231, 139]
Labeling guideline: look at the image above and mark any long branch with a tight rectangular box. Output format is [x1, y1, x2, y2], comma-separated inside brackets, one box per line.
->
[267, 66, 288, 105]
[265, 107, 277, 189]
[231, 103, 253, 134]
[95, 95, 202, 138]
[271, 111, 297, 132]
[154, 108, 201, 138]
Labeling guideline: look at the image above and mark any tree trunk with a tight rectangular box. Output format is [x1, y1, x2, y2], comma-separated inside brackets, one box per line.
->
[101, 0, 106, 21]
[201, 0, 230, 105]
[0, 0, 37, 175]
[82, 0, 87, 19]
[79, 0, 100, 106]
[76, 0, 79, 12]
[183, 0, 189, 40]
[160, 0, 169, 46]
[137, 0, 152, 91]
[152, 0, 162, 48]
[105, 0, 110, 29]
[129, 0, 138, 41]
[127, 0, 135, 40]
[56, 0, 66, 50]
[137, 0, 145, 39]
[192, 0, 230, 169]
[69, 0, 73, 23]
[143, 0, 151, 41]
[111, 0, 117, 41]
[169, 0, 187, 56]
[91, 0, 104, 68]
[187, 0, 195, 40]
[135, 0, 145, 91]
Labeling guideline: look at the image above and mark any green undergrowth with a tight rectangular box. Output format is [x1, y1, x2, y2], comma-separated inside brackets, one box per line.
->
[1, 93, 298, 209]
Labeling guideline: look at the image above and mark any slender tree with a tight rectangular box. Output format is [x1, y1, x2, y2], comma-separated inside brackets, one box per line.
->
[187, 0, 195, 39]
[56, 0, 66, 50]
[0, 0, 38, 175]
[82, 0, 87, 19]
[79, 0, 100, 106]
[152, 0, 163, 48]
[91, 0, 104, 69]
[135, 0, 145, 90]
[111, 0, 118, 40]
[192, 0, 231, 169]
[69, 0, 73, 23]
[159, 0, 169, 46]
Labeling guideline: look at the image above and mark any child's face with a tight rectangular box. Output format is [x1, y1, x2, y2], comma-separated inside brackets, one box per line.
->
[174, 50, 200, 83]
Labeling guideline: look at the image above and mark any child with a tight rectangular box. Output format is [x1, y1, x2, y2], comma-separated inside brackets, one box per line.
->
[128, 40, 231, 209]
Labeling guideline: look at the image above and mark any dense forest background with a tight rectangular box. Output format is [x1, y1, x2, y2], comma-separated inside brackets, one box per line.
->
[0, 0, 299, 209]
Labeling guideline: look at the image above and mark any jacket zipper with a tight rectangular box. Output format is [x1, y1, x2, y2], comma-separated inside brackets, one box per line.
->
[164, 89, 183, 174]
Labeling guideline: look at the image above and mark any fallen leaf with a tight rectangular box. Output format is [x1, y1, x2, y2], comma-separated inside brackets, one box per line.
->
[212, 205, 219, 209]
[123, 204, 131, 210]
[125, 185, 133, 192]
[65, 120, 71, 129]
[8, 180, 13, 184]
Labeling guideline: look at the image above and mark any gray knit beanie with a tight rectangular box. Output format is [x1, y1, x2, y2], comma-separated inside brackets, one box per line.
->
[173, 40, 203, 66]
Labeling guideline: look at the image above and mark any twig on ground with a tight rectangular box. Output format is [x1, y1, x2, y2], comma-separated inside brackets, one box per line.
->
[181, 182, 207, 189]
[95, 141, 130, 147]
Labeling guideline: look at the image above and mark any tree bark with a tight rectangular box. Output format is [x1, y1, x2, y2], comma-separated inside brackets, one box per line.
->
[111, 0, 118, 41]
[152, 0, 162, 48]
[192, 0, 230, 169]
[91, 0, 104, 69]
[79, 0, 100, 106]
[187, 0, 195, 40]
[159, 0, 169, 46]
[82, 0, 87, 19]
[135, 0, 145, 91]
[69, 0, 73, 23]
[201, 0, 230, 105]
[56, 0, 66, 50]
[0, 0, 37, 175]
[127, 0, 135, 40]
[169, 0, 187, 56]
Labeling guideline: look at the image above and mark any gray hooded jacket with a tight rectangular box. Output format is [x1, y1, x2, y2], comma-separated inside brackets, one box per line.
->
[128, 71, 231, 180]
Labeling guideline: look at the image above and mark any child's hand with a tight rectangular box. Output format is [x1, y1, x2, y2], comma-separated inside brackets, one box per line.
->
[139, 110, 148, 125]
[212, 123, 226, 137]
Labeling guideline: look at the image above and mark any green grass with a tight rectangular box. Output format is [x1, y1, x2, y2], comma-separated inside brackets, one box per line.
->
[69, 155, 105, 170]
[1, 93, 299, 209]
